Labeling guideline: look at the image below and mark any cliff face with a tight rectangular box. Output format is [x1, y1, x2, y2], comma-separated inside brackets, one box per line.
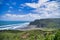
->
[29, 18, 60, 28]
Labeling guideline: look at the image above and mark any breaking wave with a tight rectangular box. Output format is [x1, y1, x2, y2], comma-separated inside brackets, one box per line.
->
[0, 22, 29, 30]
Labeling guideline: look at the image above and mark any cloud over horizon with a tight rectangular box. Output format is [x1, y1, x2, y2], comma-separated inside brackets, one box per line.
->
[0, 13, 41, 21]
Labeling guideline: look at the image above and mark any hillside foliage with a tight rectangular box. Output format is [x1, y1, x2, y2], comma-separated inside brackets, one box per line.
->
[0, 29, 60, 40]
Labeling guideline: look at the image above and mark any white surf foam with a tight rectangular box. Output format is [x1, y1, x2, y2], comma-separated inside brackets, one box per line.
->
[0, 22, 29, 30]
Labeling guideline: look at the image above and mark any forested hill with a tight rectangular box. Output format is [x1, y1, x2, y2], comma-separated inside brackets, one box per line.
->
[29, 18, 60, 28]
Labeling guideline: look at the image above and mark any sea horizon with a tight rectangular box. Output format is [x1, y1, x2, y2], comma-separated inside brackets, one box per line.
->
[0, 21, 30, 30]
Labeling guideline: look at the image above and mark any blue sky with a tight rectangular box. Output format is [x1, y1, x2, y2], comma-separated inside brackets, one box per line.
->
[0, 0, 39, 15]
[0, 0, 60, 21]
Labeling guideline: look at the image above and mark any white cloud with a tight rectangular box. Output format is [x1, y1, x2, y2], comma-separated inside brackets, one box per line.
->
[25, 0, 49, 8]
[1, 10, 60, 21]
[33, 1, 60, 12]
[24, 0, 60, 18]
[0, 13, 41, 21]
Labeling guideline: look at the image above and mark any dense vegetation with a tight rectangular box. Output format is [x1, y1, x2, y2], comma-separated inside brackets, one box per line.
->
[29, 18, 60, 28]
[0, 29, 60, 40]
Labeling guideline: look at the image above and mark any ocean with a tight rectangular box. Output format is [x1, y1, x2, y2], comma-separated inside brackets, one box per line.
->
[0, 21, 30, 30]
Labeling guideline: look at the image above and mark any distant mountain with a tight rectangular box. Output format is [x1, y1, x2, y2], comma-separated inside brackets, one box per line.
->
[29, 18, 60, 28]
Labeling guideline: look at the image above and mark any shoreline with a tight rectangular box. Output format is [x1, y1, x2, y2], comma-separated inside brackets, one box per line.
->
[0, 28, 58, 32]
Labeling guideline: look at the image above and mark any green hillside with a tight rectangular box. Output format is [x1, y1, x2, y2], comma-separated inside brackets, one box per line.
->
[29, 18, 60, 28]
[0, 29, 60, 40]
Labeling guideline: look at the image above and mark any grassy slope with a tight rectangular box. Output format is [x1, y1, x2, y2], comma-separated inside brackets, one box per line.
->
[0, 29, 60, 40]
[29, 18, 60, 28]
